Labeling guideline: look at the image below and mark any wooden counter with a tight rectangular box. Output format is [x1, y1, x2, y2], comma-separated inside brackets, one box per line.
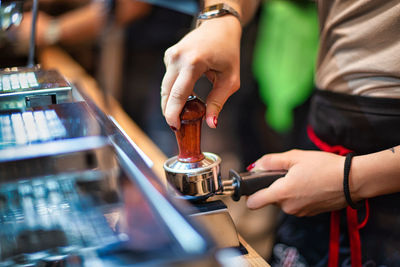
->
[39, 46, 269, 267]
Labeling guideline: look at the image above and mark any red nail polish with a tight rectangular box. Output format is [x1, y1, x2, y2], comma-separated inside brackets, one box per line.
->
[213, 116, 218, 127]
[246, 163, 255, 171]
[170, 126, 177, 131]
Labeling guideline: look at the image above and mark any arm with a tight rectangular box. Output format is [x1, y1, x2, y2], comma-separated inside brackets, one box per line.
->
[17, 0, 151, 47]
[246, 146, 400, 216]
[161, 0, 260, 130]
[352, 146, 400, 200]
[57, 0, 151, 45]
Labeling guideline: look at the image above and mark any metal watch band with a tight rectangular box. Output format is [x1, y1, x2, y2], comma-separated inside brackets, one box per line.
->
[196, 3, 241, 27]
[43, 19, 61, 45]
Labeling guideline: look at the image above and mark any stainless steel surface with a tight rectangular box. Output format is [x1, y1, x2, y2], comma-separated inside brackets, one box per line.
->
[0, 173, 119, 266]
[164, 152, 221, 200]
[0, 137, 118, 182]
[0, 99, 112, 182]
[191, 207, 240, 249]
[0, 69, 73, 110]
[221, 179, 235, 197]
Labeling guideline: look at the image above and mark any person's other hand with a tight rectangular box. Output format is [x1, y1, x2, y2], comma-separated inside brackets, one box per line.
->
[161, 16, 242, 129]
[246, 150, 353, 216]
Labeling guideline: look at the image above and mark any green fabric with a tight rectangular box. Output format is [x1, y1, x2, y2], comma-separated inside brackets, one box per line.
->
[253, 0, 319, 132]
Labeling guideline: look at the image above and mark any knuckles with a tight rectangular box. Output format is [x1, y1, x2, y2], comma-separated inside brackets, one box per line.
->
[164, 46, 205, 70]
[229, 77, 240, 93]
[281, 202, 304, 217]
[168, 90, 186, 102]
[206, 100, 222, 113]
[286, 149, 301, 157]
[164, 46, 179, 65]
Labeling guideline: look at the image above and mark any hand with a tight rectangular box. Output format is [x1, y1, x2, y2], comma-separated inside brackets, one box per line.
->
[161, 16, 242, 129]
[246, 150, 349, 216]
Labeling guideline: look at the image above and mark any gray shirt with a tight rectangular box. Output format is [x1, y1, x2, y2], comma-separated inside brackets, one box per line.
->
[316, 0, 400, 98]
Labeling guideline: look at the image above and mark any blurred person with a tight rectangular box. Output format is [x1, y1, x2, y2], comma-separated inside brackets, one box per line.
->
[10, 0, 151, 74]
[161, 0, 400, 266]
[15, 0, 151, 48]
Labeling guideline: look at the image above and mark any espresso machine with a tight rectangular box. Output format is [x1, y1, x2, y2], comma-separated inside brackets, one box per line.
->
[164, 95, 286, 250]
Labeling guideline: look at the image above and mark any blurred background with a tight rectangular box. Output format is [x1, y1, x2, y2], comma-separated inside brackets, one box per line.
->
[0, 0, 318, 262]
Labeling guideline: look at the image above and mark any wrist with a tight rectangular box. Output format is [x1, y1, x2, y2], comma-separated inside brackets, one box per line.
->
[42, 19, 61, 46]
[349, 155, 368, 202]
[198, 15, 242, 35]
[343, 153, 363, 209]
[350, 152, 390, 201]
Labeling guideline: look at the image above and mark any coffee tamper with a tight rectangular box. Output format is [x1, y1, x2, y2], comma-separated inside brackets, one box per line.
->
[164, 95, 286, 202]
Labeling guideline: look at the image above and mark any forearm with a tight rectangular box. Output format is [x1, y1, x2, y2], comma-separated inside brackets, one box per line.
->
[352, 145, 400, 201]
[51, 0, 151, 46]
[56, 2, 107, 45]
[203, 0, 260, 25]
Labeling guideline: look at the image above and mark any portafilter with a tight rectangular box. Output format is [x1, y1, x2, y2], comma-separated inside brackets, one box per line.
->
[164, 95, 286, 202]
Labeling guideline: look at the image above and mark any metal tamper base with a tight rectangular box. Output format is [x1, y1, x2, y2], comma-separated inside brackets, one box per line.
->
[164, 152, 221, 201]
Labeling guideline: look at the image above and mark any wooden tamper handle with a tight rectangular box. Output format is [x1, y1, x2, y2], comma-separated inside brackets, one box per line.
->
[175, 95, 206, 163]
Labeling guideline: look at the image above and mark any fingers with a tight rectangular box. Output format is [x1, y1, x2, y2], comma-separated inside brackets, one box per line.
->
[162, 60, 239, 129]
[163, 67, 203, 129]
[245, 150, 297, 210]
[254, 150, 300, 171]
[246, 178, 284, 209]
[205, 72, 240, 128]
[161, 65, 178, 116]
[160, 16, 241, 129]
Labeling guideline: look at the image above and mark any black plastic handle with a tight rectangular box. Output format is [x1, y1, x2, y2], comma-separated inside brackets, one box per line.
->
[229, 169, 287, 201]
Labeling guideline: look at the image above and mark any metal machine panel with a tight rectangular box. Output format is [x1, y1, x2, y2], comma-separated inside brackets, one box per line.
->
[0, 68, 73, 110]
[0, 101, 112, 182]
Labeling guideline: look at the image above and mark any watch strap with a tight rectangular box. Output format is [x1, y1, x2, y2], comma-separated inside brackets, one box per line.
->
[43, 19, 61, 45]
[197, 3, 241, 27]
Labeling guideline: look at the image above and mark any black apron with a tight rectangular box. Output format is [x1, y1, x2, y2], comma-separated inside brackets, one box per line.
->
[271, 89, 400, 267]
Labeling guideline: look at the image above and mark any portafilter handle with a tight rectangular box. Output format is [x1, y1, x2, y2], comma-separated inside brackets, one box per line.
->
[174, 95, 206, 163]
[222, 169, 287, 201]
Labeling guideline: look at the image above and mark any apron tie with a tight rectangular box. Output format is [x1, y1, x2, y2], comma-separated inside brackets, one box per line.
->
[307, 126, 369, 267]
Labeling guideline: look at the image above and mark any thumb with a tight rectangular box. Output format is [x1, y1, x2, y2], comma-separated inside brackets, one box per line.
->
[205, 72, 240, 128]
[246, 178, 284, 209]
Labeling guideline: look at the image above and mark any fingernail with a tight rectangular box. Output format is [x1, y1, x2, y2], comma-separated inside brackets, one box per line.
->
[246, 163, 255, 171]
[213, 116, 218, 127]
[170, 126, 177, 131]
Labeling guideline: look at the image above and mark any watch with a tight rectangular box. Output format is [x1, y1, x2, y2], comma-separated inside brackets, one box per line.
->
[43, 19, 61, 45]
[196, 3, 241, 27]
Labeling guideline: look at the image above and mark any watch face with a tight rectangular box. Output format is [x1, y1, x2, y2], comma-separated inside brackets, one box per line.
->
[204, 9, 228, 18]
[202, 3, 225, 18]
[204, 3, 224, 12]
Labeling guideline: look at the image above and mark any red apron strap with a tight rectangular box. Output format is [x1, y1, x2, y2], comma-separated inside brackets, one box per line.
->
[347, 207, 362, 267]
[307, 126, 365, 267]
[328, 210, 341, 267]
[307, 126, 353, 155]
